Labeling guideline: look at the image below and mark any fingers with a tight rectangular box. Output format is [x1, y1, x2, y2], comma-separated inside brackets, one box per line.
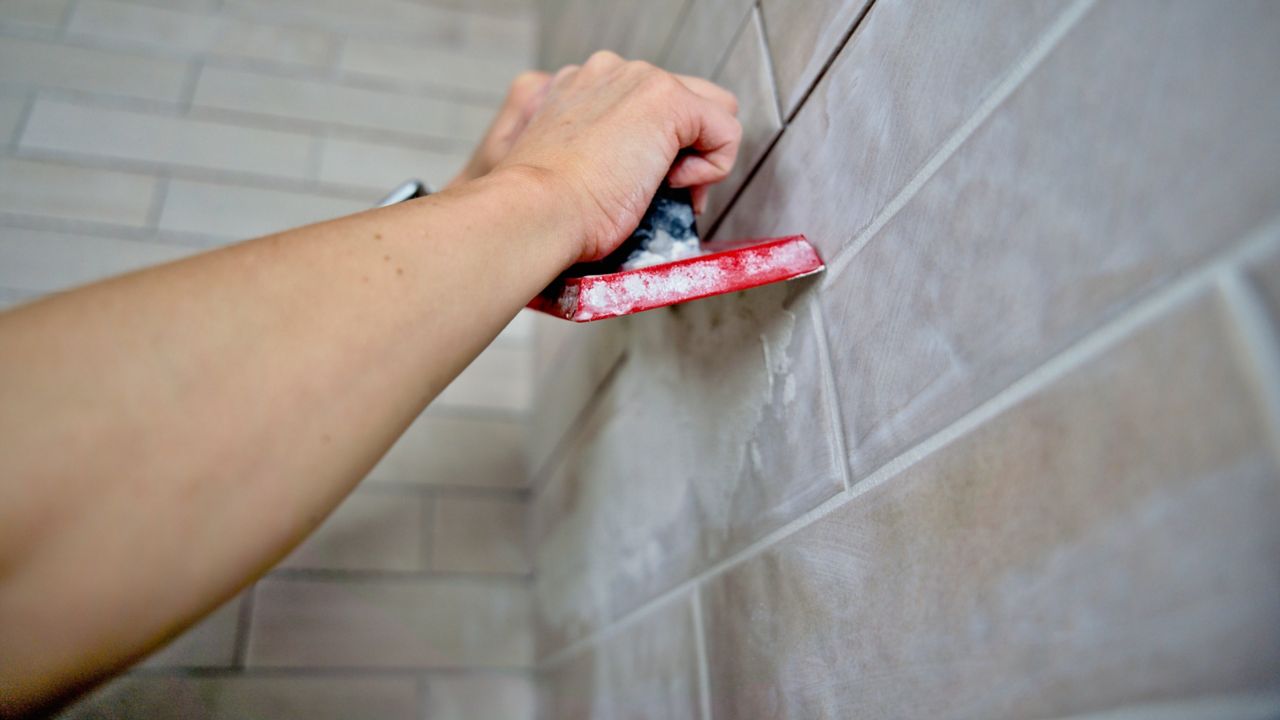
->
[667, 90, 742, 189]
[674, 74, 739, 116]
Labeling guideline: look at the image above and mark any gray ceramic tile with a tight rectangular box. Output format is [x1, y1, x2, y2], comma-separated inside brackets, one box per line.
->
[220, 0, 468, 45]
[424, 673, 535, 720]
[20, 98, 314, 180]
[367, 412, 527, 488]
[539, 598, 701, 720]
[434, 343, 533, 412]
[818, 0, 1280, 479]
[716, 0, 1070, 253]
[67, 0, 337, 68]
[432, 495, 529, 575]
[138, 597, 241, 668]
[758, 0, 871, 116]
[531, 283, 842, 654]
[59, 674, 419, 720]
[248, 576, 533, 668]
[703, 292, 1280, 719]
[663, 0, 752, 78]
[339, 40, 526, 97]
[281, 491, 425, 572]
[0, 157, 158, 227]
[193, 66, 487, 142]
[158, 178, 366, 240]
[317, 136, 466, 193]
[526, 319, 628, 480]
[0, 227, 194, 293]
[0, 36, 188, 102]
[704, 7, 782, 230]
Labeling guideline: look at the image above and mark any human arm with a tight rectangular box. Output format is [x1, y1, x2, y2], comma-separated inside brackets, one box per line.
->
[0, 52, 738, 716]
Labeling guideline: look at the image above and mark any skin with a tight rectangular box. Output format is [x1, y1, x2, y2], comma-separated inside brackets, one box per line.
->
[0, 51, 740, 718]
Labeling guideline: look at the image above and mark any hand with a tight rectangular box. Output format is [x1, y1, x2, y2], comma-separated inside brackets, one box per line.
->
[496, 51, 741, 263]
[447, 71, 552, 188]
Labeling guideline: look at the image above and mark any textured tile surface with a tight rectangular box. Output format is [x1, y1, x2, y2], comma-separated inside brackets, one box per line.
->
[0, 36, 188, 102]
[194, 66, 489, 142]
[0, 157, 158, 226]
[759, 0, 871, 116]
[317, 136, 466, 193]
[339, 40, 524, 96]
[158, 178, 366, 240]
[819, 0, 1280, 478]
[704, 7, 782, 229]
[434, 343, 533, 412]
[67, 0, 337, 68]
[249, 577, 533, 668]
[432, 495, 529, 575]
[532, 283, 843, 654]
[281, 490, 425, 572]
[0, 0, 72, 29]
[59, 675, 420, 720]
[21, 98, 314, 179]
[424, 673, 535, 720]
[0, 227, 194, 293]
[663, 0, 752, 78]
[540, 598, 701, 720]
[368, 413, 526, 488]
[716, 0, 1070, 253]
[526, 319, 627, 480]
[139, 597, 242, 668]
[703, 293, 1280, 719]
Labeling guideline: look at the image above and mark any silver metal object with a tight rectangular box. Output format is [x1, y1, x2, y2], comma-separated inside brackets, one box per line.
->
[377, 179, 430, 207]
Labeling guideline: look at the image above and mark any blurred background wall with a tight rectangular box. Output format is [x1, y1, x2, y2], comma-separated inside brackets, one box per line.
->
[0, 0, 539, 718]
[529, 0, 1280, 718]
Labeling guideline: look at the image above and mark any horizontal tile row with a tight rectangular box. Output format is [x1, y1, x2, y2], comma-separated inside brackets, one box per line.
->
[702, 289, 1280, 718]
[192, 65, 492, 144]
[0, 35, 189, 103]
[280, 489, 529, 575]
[0, 226, 196, 293]
[247, 576, 533, 669]
[60, 671, 536, 719]
[65, 0, 339, 69]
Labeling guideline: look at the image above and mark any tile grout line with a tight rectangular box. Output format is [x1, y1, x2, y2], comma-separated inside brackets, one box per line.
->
[144, 171, 170, 230]
[6, 89, 37, 153]
[654, 0, 696, 68]
[1215, 264, 1280, 459]
[537, 213, 1280, 671]
[807, 297, 852, 492]
[780, 0, 876, 125]
[231, 583, 256, 669]
[748, 2, 785, 130]
[690, 587, 714, 720]
[706, 2, 756, 81]
[419, 494, 436, 573]
[823, 0, 1095, 282]
[179, 58, 204, 114]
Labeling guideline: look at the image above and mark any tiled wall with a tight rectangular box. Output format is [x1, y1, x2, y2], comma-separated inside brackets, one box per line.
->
[0, 0, 538, 718]
[530, 1, 1280, 718]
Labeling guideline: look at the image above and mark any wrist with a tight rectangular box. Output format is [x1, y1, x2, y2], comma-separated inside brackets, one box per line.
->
[486, 163, 587, 269]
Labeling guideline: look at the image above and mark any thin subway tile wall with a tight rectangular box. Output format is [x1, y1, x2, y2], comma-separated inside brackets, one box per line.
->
[0, 0, 537, 717]
[530, 0, 1280, 718]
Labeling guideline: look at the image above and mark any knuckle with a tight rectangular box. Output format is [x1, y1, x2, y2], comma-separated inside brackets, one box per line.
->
[586, 49, 621, 66]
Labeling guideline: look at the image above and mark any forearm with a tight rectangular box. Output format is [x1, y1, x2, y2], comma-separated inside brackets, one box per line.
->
[0, 166, 575, 713]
